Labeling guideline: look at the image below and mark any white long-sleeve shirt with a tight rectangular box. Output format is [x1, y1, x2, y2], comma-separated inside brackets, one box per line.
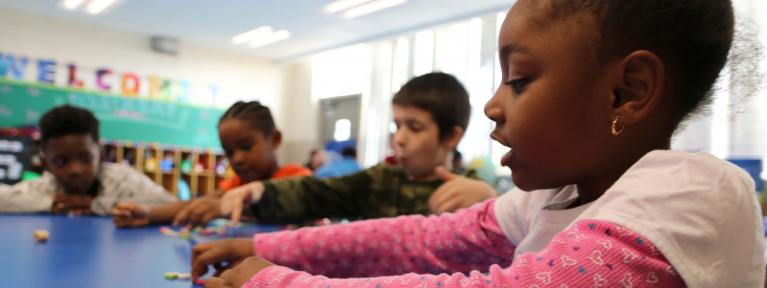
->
[0, 162, 176, 215]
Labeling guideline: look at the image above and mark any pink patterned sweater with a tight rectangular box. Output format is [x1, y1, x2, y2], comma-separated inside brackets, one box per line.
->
[244, 200, 685, 287]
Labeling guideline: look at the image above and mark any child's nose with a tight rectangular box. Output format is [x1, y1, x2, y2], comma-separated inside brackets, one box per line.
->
[231, 151, 246, 166]
[66, 162, 86, 177]
[484, 101, 504, 124]
[393, 130, 407, 147]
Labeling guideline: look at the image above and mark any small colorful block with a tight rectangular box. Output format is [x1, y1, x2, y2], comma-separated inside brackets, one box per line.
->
[178, 229, 191, 240]
[164, 272, 191, 281]
[159, 226, 178, 237]
[176, 273, 191, 280]
[33, 230, 49, 242]
[164, 272, 178, 280]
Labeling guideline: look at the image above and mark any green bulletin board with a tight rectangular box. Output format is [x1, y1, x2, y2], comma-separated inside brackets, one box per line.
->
[0, 79, 223, 150]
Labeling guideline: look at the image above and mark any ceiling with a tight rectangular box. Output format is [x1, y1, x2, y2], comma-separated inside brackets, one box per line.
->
[0, 0, 515, 61]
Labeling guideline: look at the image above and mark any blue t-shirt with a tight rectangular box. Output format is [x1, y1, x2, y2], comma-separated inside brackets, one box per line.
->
[314, 158, 362, 179]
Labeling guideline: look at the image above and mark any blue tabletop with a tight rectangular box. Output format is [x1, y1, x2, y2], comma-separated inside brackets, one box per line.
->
[0, 214, 279, 288]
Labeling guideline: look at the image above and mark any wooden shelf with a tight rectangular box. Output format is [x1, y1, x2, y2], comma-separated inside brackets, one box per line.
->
[101, 142, 228, 198]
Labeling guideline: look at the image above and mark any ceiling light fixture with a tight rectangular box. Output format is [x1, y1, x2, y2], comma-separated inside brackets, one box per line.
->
[343, 0, 406, 19]
[231, 26, 274, 45]
[324, 0, 374, 14]
[248, 30, 291, 48]
[86, 0, 119, 15]
[61, 0, 86, 10]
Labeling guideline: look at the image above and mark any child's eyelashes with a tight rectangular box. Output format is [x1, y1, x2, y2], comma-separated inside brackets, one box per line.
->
[239, 144, 252, 151]
[504, 78, 530, 94]
[393, 121, 424, 133]
[408, 124, 423, 133]
[78, 154, 93, 164]
[51, 157, 66, 168]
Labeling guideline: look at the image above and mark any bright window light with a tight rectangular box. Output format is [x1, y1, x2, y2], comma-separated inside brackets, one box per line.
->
[344, 0, 406, 19]
[311, 44, 371, 99]
[391, 36, 410, 92]
[413, 30, 434, 76]
[231, 26, 274, 45]
[61, 0, 86, 10]
[248, 30, 291, 48]
[334, 119, 352, 141]
[86, 0, 118, 15]
[325, 0, 374, 14]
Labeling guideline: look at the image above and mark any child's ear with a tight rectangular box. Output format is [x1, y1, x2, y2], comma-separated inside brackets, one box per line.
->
[610, 50, 665, 126]
[270, 130, 283, 149]
[38, 151, 48, 171]
[441, 126, 464, 149]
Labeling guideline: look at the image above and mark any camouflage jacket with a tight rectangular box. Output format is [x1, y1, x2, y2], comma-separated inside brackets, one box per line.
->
[249, 164, 478, 224]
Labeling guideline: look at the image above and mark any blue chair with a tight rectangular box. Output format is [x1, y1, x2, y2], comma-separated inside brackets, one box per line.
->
[727, 159, 763, 192]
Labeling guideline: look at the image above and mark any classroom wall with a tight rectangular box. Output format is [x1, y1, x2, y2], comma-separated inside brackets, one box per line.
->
[278, 60, 321, 165]
[0, 7, 283, 121]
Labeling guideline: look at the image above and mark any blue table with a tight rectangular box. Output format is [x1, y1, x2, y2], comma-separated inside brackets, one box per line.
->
[0, 214, 279, 288]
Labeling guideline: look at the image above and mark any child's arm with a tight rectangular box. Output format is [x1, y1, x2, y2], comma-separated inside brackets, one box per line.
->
[194, 200, 514, 279]
[253, 199, 513, 277]
[92, 164, 177, 215]
[222, 167, 382, 224]
[0, 176, 57, 213]
[224, 220, 684, 288]
[113, 201, 185, 227]
[113, 197, 222, 228]
[428, 167, 499, 214]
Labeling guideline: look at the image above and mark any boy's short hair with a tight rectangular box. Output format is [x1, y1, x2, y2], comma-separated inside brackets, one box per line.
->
[39, 105, 100, 146]
[218, 101, 276, 137]
[341, 147, 356, 158]
[392, 72, 471, 140]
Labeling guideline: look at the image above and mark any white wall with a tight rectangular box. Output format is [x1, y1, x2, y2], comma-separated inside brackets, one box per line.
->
[0, 7, 282, 115]
[278, 60, 320, 165]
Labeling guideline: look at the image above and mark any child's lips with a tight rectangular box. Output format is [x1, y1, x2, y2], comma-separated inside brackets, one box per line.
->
[233, 166, 254, 179]
[491, 132, 515, 167]
[490, 132, 510, 147]
[501, 149, 515, 168]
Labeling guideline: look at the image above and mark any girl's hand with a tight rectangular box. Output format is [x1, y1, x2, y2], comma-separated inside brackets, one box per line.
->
[51, 193, 94, 215]
[220, 181, 265, 225]
[203, 257, 274, 288]
[191, 238, 254, 280]
[112, 202, 150, 228]
[173, 196, 222, 227]
[428, 166, 499, 214]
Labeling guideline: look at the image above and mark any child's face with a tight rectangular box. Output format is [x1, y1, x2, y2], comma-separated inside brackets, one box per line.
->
[218, 119, 278, 183]
[41, 134, 100, 195]
[392, 105, 452, 179]
[485, 2, 616, 191]
[309, 150, 326, 170]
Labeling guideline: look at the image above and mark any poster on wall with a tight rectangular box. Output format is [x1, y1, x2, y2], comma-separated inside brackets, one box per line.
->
[0, 79, 224, 150]
[0, 136, 33, 185]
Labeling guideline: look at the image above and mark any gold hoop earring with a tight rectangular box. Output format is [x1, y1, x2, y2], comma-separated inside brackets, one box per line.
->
[611, 115, 624, 136]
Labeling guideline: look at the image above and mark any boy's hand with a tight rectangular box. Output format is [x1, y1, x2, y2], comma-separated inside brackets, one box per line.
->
[112, 202, 150, 228]
[51, 193, 94, 215]
[203, 257, 274, 288]
[220, 182, 265, 225]
[191, 238, 255, 280]
[428, 166, 499, 214]
[173, 196, 223, 227]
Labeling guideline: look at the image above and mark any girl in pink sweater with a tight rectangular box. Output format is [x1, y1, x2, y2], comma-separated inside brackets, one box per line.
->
[191, 0, 764, 287]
